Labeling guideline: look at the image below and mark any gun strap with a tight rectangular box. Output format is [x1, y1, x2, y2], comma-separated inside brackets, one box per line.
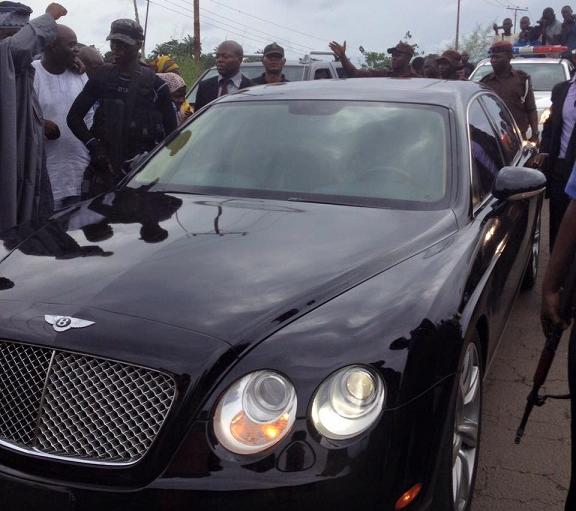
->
[542, 393, 571, 400]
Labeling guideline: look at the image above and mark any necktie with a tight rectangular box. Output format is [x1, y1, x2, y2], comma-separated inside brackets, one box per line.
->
[220, 79, 231, 96]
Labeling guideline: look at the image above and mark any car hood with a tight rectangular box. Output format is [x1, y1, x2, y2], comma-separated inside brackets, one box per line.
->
[0, 189, 457, 347]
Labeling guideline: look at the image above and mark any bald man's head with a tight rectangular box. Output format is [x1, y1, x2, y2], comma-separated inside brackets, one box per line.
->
[215, 40, 244, 78]
[78, 46, 104, 79]
[45, 24, 78, 67]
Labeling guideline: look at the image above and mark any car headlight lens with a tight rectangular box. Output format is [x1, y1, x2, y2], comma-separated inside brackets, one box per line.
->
[214, 371, 297, 454]
[540, 108, 551, 125]
[312, 366, 385, 440]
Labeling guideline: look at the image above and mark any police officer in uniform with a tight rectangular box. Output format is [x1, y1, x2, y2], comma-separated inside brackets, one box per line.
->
[480, 41, 539, 143]
[252, 43, 289, 85]
[67, 19, 176, 197]
[328, 40, 417, 78]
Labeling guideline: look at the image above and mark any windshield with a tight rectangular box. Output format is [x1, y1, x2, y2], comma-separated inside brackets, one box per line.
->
[130, 101, 450, 209]
[470, 62, 566, 91]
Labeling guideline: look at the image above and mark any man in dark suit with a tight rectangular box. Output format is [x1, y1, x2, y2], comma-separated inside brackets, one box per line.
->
[534, 66, 576, 251]
[194, 40, 252, 111]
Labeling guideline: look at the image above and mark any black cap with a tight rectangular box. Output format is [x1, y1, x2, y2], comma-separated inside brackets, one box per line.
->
[106, 18, 144, 46]
[263, 42, 284, 57]
[0, 1, 31, 28]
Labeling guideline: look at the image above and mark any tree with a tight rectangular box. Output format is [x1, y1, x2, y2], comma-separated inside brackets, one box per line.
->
[151, 35, 196, 58]
[401, 30, 424, 56]
[362, 51, 391, 69]
[457, 23, 494, 63]
[149, 35, 216, 84]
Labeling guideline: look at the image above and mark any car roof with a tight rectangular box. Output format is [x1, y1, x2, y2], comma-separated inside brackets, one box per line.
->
[216, 77, 485, 110]
[475, 57, 568, 65]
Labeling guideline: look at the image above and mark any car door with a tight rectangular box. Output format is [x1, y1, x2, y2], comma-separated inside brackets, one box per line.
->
[467, 95, 535, 360]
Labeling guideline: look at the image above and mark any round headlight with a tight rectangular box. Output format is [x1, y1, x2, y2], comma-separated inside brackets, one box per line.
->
[214, 371, 297, 455]
[311, 366, 385, 440]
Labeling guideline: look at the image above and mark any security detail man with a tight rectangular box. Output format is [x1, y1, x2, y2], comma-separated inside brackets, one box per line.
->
[67, 19, 177, 195]
[252, 42, 289, 85]
[533, 49, 576, 251]
[194, 40, 253, 111]
[328, 40, 417, 78]
[480, 41, 539, 143]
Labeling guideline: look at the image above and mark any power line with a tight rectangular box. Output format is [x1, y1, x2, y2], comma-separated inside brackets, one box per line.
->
[148, 0, 310, 53]
[158, 0, 314, 51]
[206, 0, 328, 44]
[506, 5, 529, 32]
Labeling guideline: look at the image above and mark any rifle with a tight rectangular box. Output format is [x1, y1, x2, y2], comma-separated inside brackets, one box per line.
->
[515, 257, 576, 444]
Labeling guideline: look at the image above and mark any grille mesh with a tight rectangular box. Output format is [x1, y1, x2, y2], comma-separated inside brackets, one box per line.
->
[0, 341, 176, 465]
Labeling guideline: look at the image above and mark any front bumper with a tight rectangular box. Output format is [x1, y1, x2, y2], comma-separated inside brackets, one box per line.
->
[0, 375, 455, 511]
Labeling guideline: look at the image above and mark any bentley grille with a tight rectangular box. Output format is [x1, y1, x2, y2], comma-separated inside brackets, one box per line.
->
[0, 340, 176, 465]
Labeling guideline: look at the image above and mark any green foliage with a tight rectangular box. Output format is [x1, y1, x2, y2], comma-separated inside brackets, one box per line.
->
[149, 35, 217, 86]
[151, 35, 196, 58]
[441, 23, 495, 62]
[361, 30, 423, 69]
[459, 24, 494, 63]
[363, 52, 391, 69]
[401, 31, 424, 56]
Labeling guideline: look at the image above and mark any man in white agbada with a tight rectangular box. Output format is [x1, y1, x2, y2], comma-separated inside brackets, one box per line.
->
[0, 2, 66, 231]
[32, 24, 93, 209]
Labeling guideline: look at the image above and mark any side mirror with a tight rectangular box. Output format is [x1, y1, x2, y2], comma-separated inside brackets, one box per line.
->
[492, 166, 546, 201]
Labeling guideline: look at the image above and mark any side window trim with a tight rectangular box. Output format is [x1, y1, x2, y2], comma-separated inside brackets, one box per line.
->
[479, 93, 523, 165]
[466, 94, 501, 215]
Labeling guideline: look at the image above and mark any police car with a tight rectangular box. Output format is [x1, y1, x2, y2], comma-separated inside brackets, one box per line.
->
[469, 46, 574, 132]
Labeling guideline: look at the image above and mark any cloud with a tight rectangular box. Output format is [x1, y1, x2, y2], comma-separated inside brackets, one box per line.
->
[24, 0, 545, 60]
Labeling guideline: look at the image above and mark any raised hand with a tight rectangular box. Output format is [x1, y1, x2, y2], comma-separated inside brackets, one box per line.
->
[328, 41, 347, 60]
[45, 3, 67, 20]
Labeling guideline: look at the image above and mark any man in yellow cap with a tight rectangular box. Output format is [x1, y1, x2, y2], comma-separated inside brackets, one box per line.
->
[328, 40, 417, 78]
[480, 41, 538, 143]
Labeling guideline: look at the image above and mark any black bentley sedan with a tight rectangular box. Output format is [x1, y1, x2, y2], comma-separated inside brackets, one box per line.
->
[0, 79, 544, 511]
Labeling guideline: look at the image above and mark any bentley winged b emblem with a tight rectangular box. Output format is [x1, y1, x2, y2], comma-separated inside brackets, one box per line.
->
[45, 315, 95, 332]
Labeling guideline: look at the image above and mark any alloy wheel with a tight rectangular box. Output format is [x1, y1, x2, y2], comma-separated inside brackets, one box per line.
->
[452, 342, 481, 511]
[531, 214, 541, 278]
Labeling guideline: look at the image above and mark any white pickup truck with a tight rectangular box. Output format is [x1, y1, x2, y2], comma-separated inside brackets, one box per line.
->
[186, 52, 343, 107]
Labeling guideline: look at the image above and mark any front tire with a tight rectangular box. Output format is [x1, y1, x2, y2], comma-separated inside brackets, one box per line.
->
[521, 211, 541, 291]
[433, 335, 483, 511]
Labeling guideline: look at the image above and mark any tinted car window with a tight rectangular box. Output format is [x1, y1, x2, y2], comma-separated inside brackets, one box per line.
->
[132, 101, 450, 209]
[470, 62, 566, 91]
[480, 95, 522, 164]
[469, 100, 504, 205]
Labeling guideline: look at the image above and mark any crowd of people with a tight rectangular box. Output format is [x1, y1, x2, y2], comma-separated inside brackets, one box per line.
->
[493, 6, 576, 48]
[0, 0, 559, 235]
[5, 0, 576, 509]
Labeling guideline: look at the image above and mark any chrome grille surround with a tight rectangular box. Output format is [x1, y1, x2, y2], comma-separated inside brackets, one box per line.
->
[0, 340, 176, 466]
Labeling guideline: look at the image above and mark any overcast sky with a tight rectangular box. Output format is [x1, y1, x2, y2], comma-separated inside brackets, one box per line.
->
[26, 0, 558, 60]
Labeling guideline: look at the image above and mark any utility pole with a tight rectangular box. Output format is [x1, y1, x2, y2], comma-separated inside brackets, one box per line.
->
[132, 0, 141, 25]
[507, 5, 529, 33]
[455, 0, 461, 50]
[143, 0, 150, 56]
[194, 0, 201, 64]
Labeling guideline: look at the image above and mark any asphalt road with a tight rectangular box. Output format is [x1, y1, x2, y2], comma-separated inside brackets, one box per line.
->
[472, 201, 571, 511]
